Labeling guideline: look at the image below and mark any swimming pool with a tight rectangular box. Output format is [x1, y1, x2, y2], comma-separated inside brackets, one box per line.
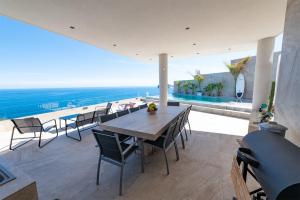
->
[168, 94, 238, 103]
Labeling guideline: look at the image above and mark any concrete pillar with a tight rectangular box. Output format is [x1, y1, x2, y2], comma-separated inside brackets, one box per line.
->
[159, 53, 168, 107]
[249, 37, 275, 131]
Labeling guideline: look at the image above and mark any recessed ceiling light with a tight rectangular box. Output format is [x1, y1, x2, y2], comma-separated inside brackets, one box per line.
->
[69, 26, 75, 29]
[113, 44, 117, 47]
[185, 27, 191, 30]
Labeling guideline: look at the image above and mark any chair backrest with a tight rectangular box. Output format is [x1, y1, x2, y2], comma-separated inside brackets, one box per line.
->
[92, 129, 123, 163]
[116, 109, 129, 117]
[99, 113, 118, 123]
[106, 102, 113, 114]
[139, 104, 148, 109]
[182, 105, 192, 125]
[76, 111, 95, 126]
[129, 107, 139, 113]
[167, 101, 180, 106]
[163, 120, 178, 149]
[11, 118, 42, 133]
[173, 113, 185, 139]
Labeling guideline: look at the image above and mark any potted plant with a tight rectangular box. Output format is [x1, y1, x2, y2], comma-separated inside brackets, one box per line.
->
[183, 81, 190, 94]
[189, 70, 205, 96]
[215, 82, 224, 96]
[204, 83, 214, 96]
[225, 56, 250, 95]
[190, 82, 197, 95]
[175, 81, 182, 94]
[147, 102, 158, 114]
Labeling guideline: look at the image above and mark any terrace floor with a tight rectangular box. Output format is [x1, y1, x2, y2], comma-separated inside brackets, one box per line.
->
[0, 111, 249, 200]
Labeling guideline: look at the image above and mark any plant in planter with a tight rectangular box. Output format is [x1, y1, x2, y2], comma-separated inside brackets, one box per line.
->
[189, 82, 197, 95]
[183, 81, 190, 94]
[204, 83, 214, 96]
[175, 81, 182, 94]
[225, 56, 250, 94]
[189, 70, 205, 95]
[215, 82, 224, 96]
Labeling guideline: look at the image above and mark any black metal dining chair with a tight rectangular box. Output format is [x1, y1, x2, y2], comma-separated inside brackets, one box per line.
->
[129, 107, 139, 113]
[182, 105, 192, 136]
[10, 117, 58, 150]
[99, 113, 132, 142]
[144, 120, 179, 175]
[116, 109, 130, 117]
[138, 104, 148, 109]
[172, 112, 186, 149]
[167, 101, 180, 106]
[92, 129, 139, 195]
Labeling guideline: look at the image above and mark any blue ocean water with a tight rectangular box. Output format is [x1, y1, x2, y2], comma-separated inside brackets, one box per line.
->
[0, 87, 160, 119]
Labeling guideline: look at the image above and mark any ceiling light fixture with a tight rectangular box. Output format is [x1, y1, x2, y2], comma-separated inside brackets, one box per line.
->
[192, 43, 196, 46]
[69, 26, 75, 29]
[185, 27, 191, 30]
[113, 44, 117, 47]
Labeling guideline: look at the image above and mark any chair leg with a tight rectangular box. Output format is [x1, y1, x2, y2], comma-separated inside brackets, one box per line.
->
[119, 165, 124, 196]
[180, 132, 185, 149]
[188, 120, 192, 134]
[174, 141, 179, 161]
[184, 127, 188, 141]
[96, 157, 101, 185]
[9, 127, 15, 150]
[163, 149, 170, 175]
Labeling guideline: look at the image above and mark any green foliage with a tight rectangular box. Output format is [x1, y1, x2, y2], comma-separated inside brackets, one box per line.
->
[225, 56, 251, 81]
[183, 81, 190, 94]
[215, 82, 224, 96]
[268, 81, 276, 112]
[204, 83, 215, 96]
[204, 82, 224, 96]
[189, 82, 197, 94]
[175, 81, 181, 93]
[193, 70, 205, 89]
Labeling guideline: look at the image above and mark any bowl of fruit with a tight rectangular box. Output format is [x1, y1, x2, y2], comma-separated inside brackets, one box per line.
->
[147, 103, 158, 114]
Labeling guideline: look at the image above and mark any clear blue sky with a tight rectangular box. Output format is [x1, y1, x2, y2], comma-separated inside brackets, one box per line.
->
[0, 16, 283, 89]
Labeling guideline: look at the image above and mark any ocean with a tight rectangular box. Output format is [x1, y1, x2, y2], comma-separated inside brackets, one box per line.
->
[0, 87, 160, 119]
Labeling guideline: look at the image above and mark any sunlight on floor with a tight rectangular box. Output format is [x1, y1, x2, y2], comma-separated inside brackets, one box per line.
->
[189, 111, 249, 136]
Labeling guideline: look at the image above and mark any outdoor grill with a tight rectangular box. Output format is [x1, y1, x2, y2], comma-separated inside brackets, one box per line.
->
[239, 130, 300, 200]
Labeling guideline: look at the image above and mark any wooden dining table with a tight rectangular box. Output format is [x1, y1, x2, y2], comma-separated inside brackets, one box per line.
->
[99, 105, 188, 172]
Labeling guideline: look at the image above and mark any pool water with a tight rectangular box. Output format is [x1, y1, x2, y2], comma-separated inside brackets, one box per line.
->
[168, 94, 237, 103]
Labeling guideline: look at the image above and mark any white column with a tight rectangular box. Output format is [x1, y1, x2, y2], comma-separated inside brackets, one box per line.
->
[249, 37, 275, 131]
[159, 53, 168, 107]
[252, 37, 275, 111]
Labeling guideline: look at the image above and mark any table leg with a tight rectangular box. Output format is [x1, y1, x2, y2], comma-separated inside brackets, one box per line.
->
[137, 138, 145, 173]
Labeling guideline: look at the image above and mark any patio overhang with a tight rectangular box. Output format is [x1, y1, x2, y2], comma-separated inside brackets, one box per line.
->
[0, 0, 286, 60]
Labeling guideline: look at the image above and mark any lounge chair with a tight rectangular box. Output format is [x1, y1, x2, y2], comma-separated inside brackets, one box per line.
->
[10, 117, 58, 150]
[92, 129, 139, 195]
[94, 102, 112, 121]
[65, 111, 96, 141]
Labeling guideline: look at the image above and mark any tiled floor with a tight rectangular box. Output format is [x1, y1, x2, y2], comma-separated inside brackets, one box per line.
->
[0, 111, 249, 200]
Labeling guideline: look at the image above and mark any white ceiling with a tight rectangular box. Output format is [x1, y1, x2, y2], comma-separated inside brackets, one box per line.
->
[0, 0, 287, 60]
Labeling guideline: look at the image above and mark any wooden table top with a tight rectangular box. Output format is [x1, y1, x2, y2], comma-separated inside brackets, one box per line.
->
[100, 105, 188, 141]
